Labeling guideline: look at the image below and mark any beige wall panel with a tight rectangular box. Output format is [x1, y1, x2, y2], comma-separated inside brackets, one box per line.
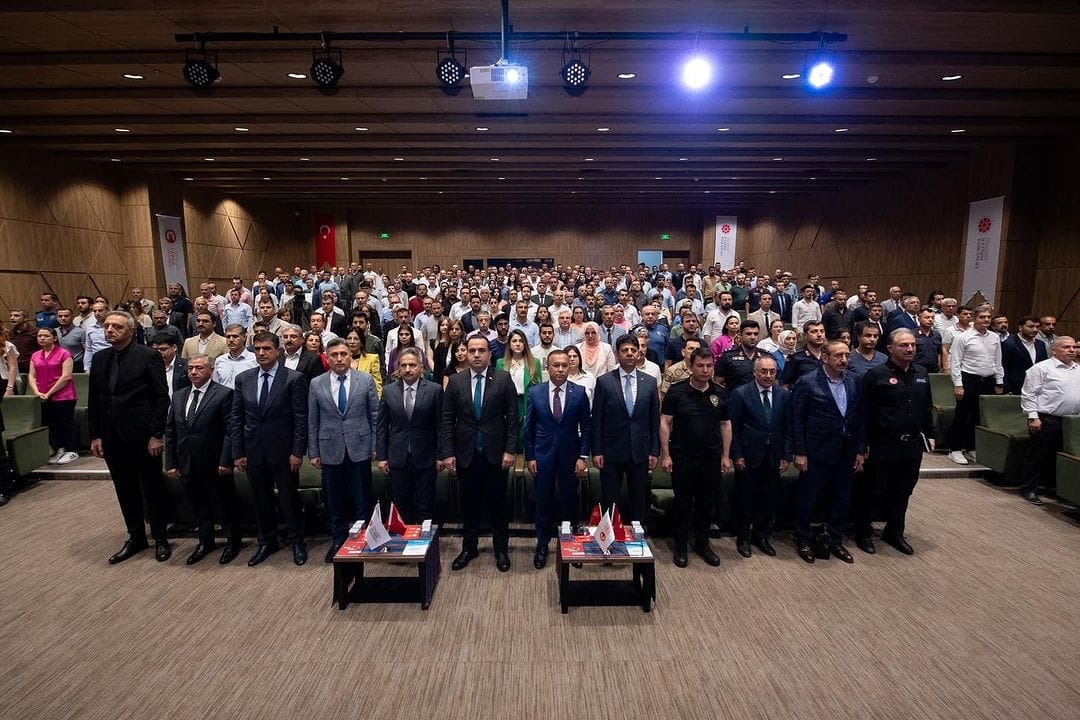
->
[90, 275, 130, 308]
[120, 206, 154, 248]
[0, 273, 47, 315]
[46, 183, 110, 232]
[0, 220, 50, 272]
[41, 272, 90, 307]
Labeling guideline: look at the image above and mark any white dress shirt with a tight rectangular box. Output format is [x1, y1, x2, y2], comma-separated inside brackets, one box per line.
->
[213, 350, 258, 390]
[619, 369, 639, 406]
[950, 328, 1004, 386]
[330, 369, 351, 403]
[282, 348, 303, 370]
[1020, 359, 1080, 418]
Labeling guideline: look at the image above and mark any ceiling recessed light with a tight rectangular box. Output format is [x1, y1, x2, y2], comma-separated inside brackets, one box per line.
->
[772, 157, 783, 161]
[419, 177, 428, 180]
[340, 176, 350, 180]
[704, 190, 711, 194]
[950, 128, 967, 133]
[834, 128, 849, 133]
[234, 127, 249, 132]
[0, 129, 12, 134]
[475, 126, 489, 131]
[716, 127, 731, 132]
[109, 158, 121, 162]
[263, 177, 271, 180]
[287, 73, 307, 79]
[617, 72, 636, 79]
[781, 73, 801, 80]
[865, 157, 878, 161]
[393, 157, 404, 161]
[596, 127, 610, 132]
[654, 177, 662, 180]
[489, 157, 500, 161]
[498, 177, 506, 180]
[577, 177, 584, 181]
[354, 127, 369, 132]
[122, 73, 144, 80]
[941, 74, 963, 81]
[203, 157, 215, 161]
[114, 128, 131, 133]
[769, 190, 777, 194]
[437, 191, 444, 194]
[809, 177, 817, 180]
[184, 177, 194, 181]
[299, 157, 310, 161]
[678, 157, 688, 161]
[584, 157, 595, 161]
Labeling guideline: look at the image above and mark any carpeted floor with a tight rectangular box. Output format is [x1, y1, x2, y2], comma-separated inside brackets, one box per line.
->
[0, 476, 1078, 720]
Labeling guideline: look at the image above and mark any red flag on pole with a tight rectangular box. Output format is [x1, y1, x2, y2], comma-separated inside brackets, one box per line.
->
[387, 502, 408, 535]
[611, 504, 629, 541]
[314, 214, 336, 268]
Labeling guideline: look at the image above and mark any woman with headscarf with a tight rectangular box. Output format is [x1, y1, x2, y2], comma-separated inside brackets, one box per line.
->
[774, 329, 798, 374]
[577, 322, 617, 376]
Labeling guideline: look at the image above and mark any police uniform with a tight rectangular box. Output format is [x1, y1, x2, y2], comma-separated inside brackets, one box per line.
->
[782, 347, 824, 387]
[715, 347, 767, 390]
[854, 359, 936, 545]
[661, 379, 728, 553]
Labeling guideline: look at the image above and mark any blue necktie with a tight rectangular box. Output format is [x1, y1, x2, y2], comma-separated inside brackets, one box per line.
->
[337, 374, 347, 415]
[623, 373, 634, 416]
[473, 373, 483, 419]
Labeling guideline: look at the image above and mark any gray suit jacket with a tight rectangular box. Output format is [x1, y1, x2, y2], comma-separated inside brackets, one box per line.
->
[376, 378, 443, 467]
[308, 369, 379, 465]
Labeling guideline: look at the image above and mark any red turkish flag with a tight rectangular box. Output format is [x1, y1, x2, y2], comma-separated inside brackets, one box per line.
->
[387, 502, 408, 536]
[611, 504, 629, 542]
[314, 214, 336, 268]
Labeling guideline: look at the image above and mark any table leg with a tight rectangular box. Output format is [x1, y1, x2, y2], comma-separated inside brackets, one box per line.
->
[559, 555, 569, 614]
[333, 563, 347, 610]
[641, 563, 655, 612]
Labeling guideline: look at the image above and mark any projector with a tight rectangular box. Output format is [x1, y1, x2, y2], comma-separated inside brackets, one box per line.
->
[469, 64, 528, 100]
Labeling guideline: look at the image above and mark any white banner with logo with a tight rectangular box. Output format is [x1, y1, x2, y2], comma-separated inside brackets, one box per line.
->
[713, 216, 737, 269]
[155, 214, 189, 289]
[960, 197, 1005, 307]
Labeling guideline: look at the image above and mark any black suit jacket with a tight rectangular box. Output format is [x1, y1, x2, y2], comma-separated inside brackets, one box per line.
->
[438, 366, 518, 467]
[170, 357, 192, 395]
[229, 365, 309, 464]
[376, 378, 443, 467]
[590, 369, 661, 464]
[728, 382, 793, 468]
[88, 342, 169, 446]
[280, 348, 325, 383]
[1001, 334, 1048, 394]
[164, 381, 233, 476]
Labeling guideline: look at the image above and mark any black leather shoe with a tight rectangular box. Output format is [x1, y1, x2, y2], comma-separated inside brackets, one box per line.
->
[831, 544, 854, 563]
[185, 542, 215, 565]
[247, 543, 278, 567]
[292, 542, 308, 566]
[1022, 491, 1044, 506]
[219, 542, 243, 565]
[672, 548, 688, 568]
[753, 536, 777, 557]
[882, 532, 914, 555]
[735, 538, 752, 558]
[451, 548, 478, 571]
[108, 539, 149, 565]
[495, 551, 511, 572]
[154, 540, 172, 562]
[324, 542, 342, 564]
[533, 545, 549, 570]
[796, 543, 816, 564]
[856, 536, 876, 554]
[694, 542, 721, 566]
[0, 491, 10, 507]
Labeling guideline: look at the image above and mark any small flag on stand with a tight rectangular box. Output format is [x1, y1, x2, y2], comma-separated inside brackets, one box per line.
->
[593, 509, 614, 555]
[387, 502, 408, 535]
[365, 502, 391, 550]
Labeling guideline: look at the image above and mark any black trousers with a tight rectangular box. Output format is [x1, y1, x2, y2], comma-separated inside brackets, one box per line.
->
[948, 372, 996, 451]
[103, 438, 167, 542]
[795, 455, 855, 546]
[43, 399, 77, 452]
[459, 453, 509, 553]
[247, 457, 304, 546]
[389, 455, 437, 524]
[182, 468, 242, 545]
[670, 453, 720, 549]
[599, 460, 650, 523]
[1021, 414, 1063, 495]
[854, 453, 922, 538]
[735, 456, 782, 541]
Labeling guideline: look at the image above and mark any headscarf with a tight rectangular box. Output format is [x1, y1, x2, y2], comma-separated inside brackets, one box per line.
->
[581, 321, 602, 367]
[777, 330, 798, 356]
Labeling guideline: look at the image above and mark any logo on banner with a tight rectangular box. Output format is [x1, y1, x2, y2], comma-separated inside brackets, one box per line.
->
[165, 229, 177, 244]
[318, 224, 331, 239]
[977, 217, 992, 234]
[720, 223, 731, 234]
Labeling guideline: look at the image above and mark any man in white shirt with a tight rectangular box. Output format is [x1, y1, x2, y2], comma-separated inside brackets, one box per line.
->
[83, 301, 111, 372]
[947, 309, 1004, 464]
[702, 291, 740, 343]
[934, 298, 961, 334]
[222, 288, 253, 331]
[212, 324, 258, 389]
[552, 309, 582, 349]
[1018, 336, 1080, 505]
[309, 313, 339, 349]
[792, 284, 823, 336]
[940, 305, 974, 373]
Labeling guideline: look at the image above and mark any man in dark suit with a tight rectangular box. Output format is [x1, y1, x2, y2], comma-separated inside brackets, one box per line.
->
[524, 349, 591, 569]
[885, 294, 921, 338]
[164, 354, 244, 565]
[150, 332, 191, 397]
[230, 331, 310, 567]
[89, 310, 172, 564]
[728, 354, 792, 559]
[308, 337, 379, 563]
[791, 340, 866, 564]
[1001, 315, 1048, 395]
[438, 335, 518, 572]
[376, 347, 442, 524]
[279, 324, 324, 382]
[591, 334, 660, 524]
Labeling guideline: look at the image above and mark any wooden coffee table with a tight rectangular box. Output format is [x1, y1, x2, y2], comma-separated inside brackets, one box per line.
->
[332, 525, 441, 610]
[555, 527, 656, 613]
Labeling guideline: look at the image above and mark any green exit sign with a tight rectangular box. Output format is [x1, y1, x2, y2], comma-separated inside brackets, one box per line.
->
[659, 233, 672, 241]
[378, 232, 391, 239]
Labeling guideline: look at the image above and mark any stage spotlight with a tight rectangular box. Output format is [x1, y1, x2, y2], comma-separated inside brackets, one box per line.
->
[310, 48, 345, 89]
[681, 57, 713, 90]
[559, 38, 591, 97]
[182, 49, 220, 89]
[436, 42, 468, 96]
[807, 60, 834, 89]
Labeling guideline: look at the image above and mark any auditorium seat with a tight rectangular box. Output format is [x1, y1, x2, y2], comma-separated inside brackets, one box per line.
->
[71, 373, 90, 449]
[1, 395, 51, 476]
[1055, 415, 1080, 506]
[975, 395, 1030, 484]
[928, 373, 955, 449]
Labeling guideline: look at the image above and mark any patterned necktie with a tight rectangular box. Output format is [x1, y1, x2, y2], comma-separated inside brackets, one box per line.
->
[761, 389, 772, 424]
[553, 385, 563, 421]
[623, 373, 634, 415]
[258, 372, 270, 410]
[337, 374, 347, 415]
[405, 385, 414, 420]
[186, 388, 200, 424]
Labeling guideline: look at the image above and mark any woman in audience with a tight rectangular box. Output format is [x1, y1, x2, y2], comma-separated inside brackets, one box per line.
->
[533, 305, 553, 328]
[756, 318, 786, 354]
[344, 328, 382, 397]
[578, 322, 617, 376]
[442, 340, 469, 389]
[0, 322, 18, 399]
[710, 314, 742, 359]
[387, 324, 428, 378]
[277, 307, 293, 325]
[774, 330, 798, 374]
[570, 306, 588, 335]
[432, 319, 463, 381]
[496, 329, 542, 449]
[304, 332, 330, 371]
[126, 300, 151, 343]
[564, 345, 595, 404]
[613, 304, 631, 332]
[27, 328, 78, 465]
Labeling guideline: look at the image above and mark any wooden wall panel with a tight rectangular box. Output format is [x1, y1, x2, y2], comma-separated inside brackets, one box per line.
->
[1031, 138, 1080, 339]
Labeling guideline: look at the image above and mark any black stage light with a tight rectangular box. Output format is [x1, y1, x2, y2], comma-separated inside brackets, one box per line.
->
[311, 48, 345, 89]
[436, 45, 468, 96]
[560, 40, 591, 97]
[183, 50, 220, 89]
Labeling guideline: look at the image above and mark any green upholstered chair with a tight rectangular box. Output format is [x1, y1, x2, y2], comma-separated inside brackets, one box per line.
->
[974, 395, 1030, 483]
[928, 373, 956, 449]
[1055, 415, 1080, 506]
[1, 395, 52, 476]
[71, 372, 90, 449]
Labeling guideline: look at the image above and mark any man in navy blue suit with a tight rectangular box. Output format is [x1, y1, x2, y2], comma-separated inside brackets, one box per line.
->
[885, 294, 921, 338]
[791, 340, 866, 564]
[728, 354, 792, 559]
[1001, 315, 1048, 395]
[524, 349, 591, 569]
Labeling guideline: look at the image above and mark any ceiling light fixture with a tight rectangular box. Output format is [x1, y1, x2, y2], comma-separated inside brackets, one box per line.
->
[287, 72, 307, 80]
[834, 128, 849, 133]
[182, 48, 220, 89]
[435, 36, 467, 96]
[475, 126, 489, 131]
[114, 128, 131, 133]
[234, 127, 249, 132]
[310, 44, 345, 90]
[0, 129, 12, 134]
[716, 127, 731, 132]
[807, 60, 834, 89]
[393, 157, 404, 161]
[781, 73, 801, 80]
[559, 35, 591, 97]
[123, 73, 144, 80]
[942, 74, 963, 81]
[203, 157, 215, 161]
[617, 72, 636, 79]
[184, 177, 194, 181]
[596, 127, 610, 132]
[950, 128, 967, 133]
[109, 158, 121, 162]
[681, 57, 714, 90]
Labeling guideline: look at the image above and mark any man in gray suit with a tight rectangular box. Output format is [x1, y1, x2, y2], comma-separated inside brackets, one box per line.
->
[309, 337, 379, 563]
[376, 347, 442, 524]
[164, 354, 244, 565]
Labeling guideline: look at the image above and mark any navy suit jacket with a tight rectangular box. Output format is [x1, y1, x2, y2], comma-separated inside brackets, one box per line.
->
[885, 309, 918, 337]
[171, 357, 192, 395]
[229, 365, 308, 463]
[524, 381, 591, 472]
[376, 378, 443, 467]
[728, 382, 793, 468]
[791, 367, 865, 461]
[1001, 334, 1048, 394]
[590, 369, 660, 464]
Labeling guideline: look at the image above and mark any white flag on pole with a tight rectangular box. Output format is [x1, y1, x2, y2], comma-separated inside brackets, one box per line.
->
[365, 502, 391, 550]
[593, 509, 614, 555]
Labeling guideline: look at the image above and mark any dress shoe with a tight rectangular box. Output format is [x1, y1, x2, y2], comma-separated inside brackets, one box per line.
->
[831, 544, 854, 563]
[694, 542, 721, 567]
[753, 536, 777, 557]
[672, 546, 688, 568]
[533, 545, 549, 570]
[735, 538, 752, 558]
[948, 450, 969, 465]
[185, 542, 215, 565]
[0, 491, 10, 507]
[796, 543, 816, 564]
[324, 541, 343, 564]
[451, 548, 478, 571]
[495, 551, 511, 572]
[247, 543, 278, 567]
[881, 532, 914, 555]
[292, 542, 308, 566]
[108, 539, 149, 565]
[154, 540, 172, 562]
[855, 536, 876, 554]
[1022, 491, 1044, 506]
[219, 542, 243, 565]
